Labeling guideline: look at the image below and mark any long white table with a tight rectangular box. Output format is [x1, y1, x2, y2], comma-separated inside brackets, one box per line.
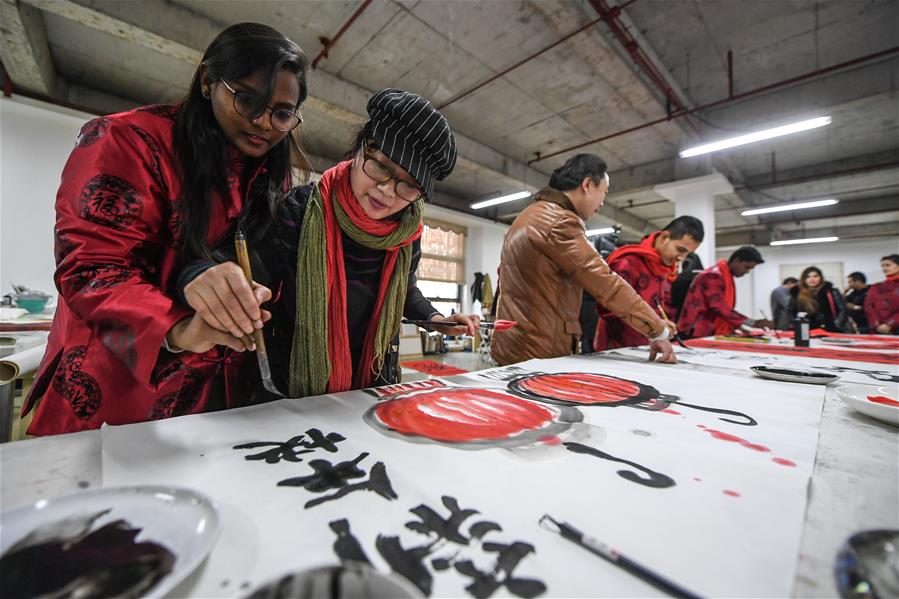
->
[1, 342, 896, 597]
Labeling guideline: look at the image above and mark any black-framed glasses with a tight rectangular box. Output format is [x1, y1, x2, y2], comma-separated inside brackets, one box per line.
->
[361, 143, 424, 203]
[219, 79, 303, 132]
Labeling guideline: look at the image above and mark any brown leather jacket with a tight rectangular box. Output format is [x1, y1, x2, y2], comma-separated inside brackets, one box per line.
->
[492, 188, 665, 365]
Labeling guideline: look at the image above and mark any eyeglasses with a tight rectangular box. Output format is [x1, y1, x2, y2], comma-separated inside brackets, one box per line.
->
[219, 80, 303, 132]
[361, 143, 424, 203]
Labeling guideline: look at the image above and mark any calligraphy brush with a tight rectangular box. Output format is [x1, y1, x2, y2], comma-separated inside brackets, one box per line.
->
[234, 230, 285, 398]
[402, 318, 518, 331]
[655, 303, 688, 349]
[539, 514, 702, 599]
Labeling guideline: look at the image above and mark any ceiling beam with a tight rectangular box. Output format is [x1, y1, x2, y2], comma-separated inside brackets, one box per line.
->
[717, 220, 899, 247]
[0, 0, 59, 94]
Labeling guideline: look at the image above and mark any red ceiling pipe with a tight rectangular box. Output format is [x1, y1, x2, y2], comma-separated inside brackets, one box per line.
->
[312, 0, 373, 70]
[530, 44, 899, 164]
[438, 0, 641, 110]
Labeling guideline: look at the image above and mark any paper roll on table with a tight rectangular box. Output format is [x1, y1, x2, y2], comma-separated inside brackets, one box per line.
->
[0, 344, 47, 384]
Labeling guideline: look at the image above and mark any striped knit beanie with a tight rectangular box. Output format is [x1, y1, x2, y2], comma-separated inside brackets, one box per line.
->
[366, 89, 457, 198]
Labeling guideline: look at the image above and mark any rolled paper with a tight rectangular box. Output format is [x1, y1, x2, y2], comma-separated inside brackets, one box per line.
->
[0, 344, 47, 384]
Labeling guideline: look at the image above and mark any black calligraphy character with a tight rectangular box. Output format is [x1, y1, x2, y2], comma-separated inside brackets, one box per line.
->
[330, 519, 372, 566]
[406, 495, 501, 546]
[454, 541, 547, 599]
[233, 428, 345, 463]
[278, 452, 398, 508]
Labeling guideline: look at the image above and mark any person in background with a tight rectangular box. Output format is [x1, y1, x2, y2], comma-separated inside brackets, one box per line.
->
[23, 23, 310, 436]
[677, 246, 773, 338]
[579, 230, 621, 353]
[788, 266, 848, 332]
[670, 252, 703, 320]
[844, 272, 869, 333]
[865, 254, 899, 335]
[770, 276, 799, 330]
[492, 154, 675, 366]
[594, 216, 704, 351]
[181, 89, 479, 397]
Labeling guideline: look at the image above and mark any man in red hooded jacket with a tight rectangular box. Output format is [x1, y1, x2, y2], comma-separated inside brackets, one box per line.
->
[677, 246, 773, 338]
[865, 254, 899, 334]
[594, 216, 704, 350]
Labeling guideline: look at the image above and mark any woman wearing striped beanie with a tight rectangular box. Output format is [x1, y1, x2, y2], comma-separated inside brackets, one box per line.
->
[181, 89, 479, 397]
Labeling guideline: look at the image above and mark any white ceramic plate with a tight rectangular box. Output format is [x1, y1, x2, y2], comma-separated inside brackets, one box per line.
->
[0, 485, 220, 598]
[751, 366, 840, 385]
[835, 384, 899, 427]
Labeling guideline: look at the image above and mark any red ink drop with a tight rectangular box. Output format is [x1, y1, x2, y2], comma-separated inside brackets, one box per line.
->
[375, 388, 556, 443]
[723, 490, 741, 497]
[538, 435, 562, 446]
[868, 395, 899, 408]
[772, 457, 797, 467]
[702, 428, 770, 452]
[693, 477, 702, 482]
[661, 409, 681, 415]
[516, 373, 641, 405]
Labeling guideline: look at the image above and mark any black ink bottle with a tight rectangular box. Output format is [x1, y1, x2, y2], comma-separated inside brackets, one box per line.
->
[793, 313, 810, 347]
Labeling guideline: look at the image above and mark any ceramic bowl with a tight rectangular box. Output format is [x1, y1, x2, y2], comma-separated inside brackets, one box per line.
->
[15, 297, 49, 313]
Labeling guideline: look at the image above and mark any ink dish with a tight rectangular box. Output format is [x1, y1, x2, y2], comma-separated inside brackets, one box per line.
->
[750, 366, 839, 385]
[0, 485, 221, 599]
[836, 385, 899, 427]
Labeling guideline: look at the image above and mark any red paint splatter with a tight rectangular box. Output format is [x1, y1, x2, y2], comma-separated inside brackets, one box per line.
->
[701, 428, 770, 452]
[538, 435, 562, 446]
[661, 409, 681, 415]
[493, 319, 518, 331]
[772, 457, 797, 467]
[693, 477, 702, 482]
[723, 490, 741, 497]
[400, 360, 468, 376]
[868, 395, 899, 408]
[375, 388, 556, 442]
[515, 373, 641, 405]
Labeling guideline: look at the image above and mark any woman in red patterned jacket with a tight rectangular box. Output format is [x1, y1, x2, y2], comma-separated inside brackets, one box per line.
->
[23, 23, 310, 435]
[866, 254, 899, 334]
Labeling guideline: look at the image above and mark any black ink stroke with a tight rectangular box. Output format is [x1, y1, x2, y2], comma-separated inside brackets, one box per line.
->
[564, 442, 676, 488]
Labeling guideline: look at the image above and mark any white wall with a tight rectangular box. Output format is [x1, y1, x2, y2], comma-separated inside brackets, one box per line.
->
[423, 204, 508, 314]
[1, 95, 92, 299]
[717, 238, 898, 319]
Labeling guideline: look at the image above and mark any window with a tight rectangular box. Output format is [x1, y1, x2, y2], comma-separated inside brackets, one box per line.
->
[417, 219, 467, 315]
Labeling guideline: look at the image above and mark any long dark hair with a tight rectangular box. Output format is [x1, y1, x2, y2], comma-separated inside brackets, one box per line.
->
[173, 23, 310, 259]
[797, 266, 825, 313]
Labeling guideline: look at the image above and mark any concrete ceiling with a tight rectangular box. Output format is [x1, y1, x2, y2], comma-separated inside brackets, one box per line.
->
[1, 0, 896, 246]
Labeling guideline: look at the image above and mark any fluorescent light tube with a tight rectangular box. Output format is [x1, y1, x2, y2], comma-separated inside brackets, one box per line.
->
[770, 236, 839, 246]
[471, 191, 531, 210]
[585, 227, 615, 236]
[742, 198, 838, 216]
[680, 116, 831, 158]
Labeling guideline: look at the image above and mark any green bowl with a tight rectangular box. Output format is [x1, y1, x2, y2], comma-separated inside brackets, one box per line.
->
[16, 297, 49, 313]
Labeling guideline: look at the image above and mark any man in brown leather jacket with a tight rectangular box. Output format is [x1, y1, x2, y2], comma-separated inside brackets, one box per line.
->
[492, 154, 676, 365]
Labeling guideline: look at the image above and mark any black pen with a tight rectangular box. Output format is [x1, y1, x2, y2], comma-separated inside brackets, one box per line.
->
[539, 514, 702, 599]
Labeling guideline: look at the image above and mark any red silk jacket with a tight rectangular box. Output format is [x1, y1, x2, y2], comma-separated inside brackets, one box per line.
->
[677, 263, 747, 338]
[594, 253, 675, 350]
[24, 105, 262, 435]
[865, 277, 899, 333]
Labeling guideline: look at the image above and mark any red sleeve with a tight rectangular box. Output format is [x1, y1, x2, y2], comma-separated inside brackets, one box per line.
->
[610, 255, 640, 288]
[54, 118, 191, 384]
[703, 272, 748, 326]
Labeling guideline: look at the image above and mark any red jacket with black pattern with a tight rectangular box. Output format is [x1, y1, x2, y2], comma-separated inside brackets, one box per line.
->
[676, 263, 747, 338]
[594, 253, 674, 350]
[24, 105, 262, 435]
[865, 277, 899, 333]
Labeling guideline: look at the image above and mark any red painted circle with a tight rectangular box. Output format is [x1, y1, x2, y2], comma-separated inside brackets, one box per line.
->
[514, 373, 642, 405]
[374, 388, 556, 442]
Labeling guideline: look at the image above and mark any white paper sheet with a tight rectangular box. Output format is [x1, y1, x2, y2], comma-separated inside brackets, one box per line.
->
[103, 353, 825, 598]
